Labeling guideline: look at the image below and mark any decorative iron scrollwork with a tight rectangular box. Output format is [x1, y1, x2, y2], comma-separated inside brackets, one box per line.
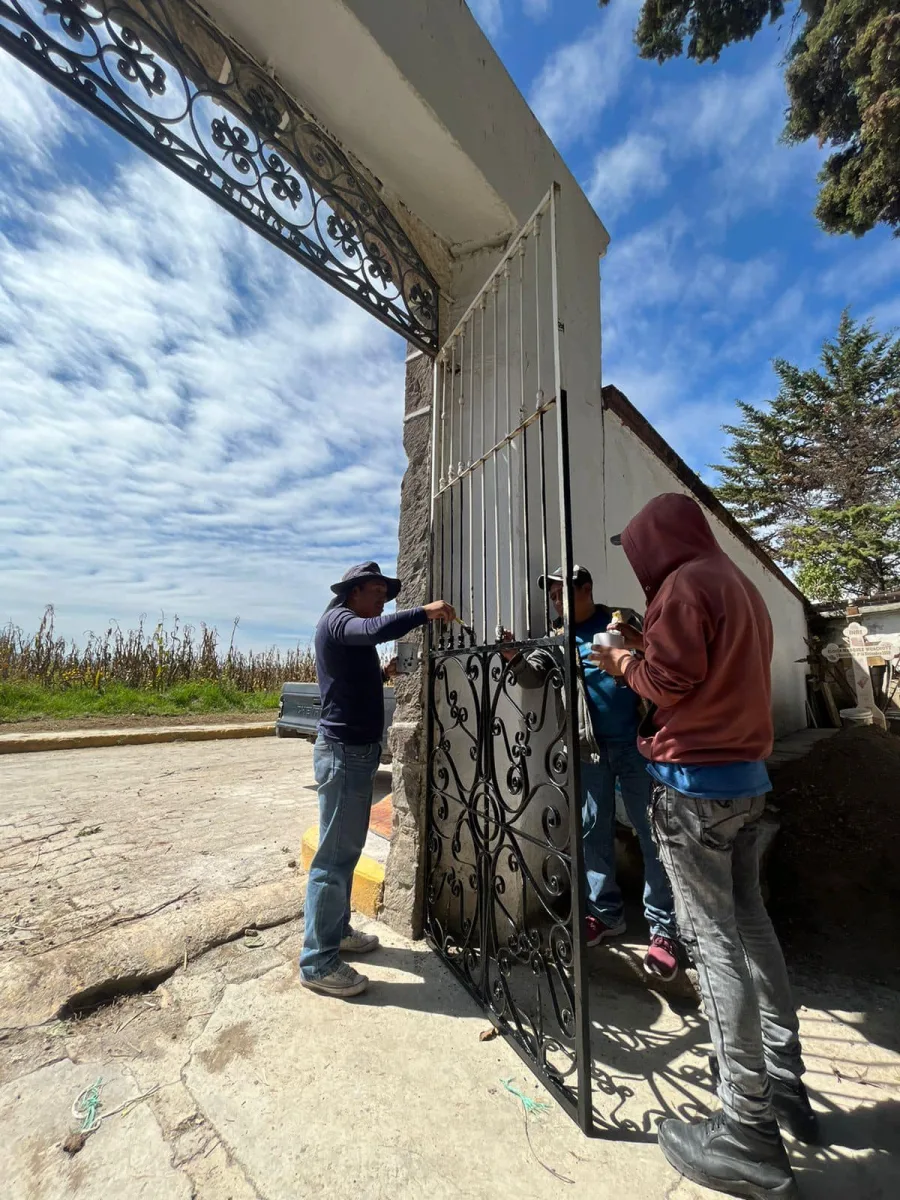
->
[0, 0, 440, 351]
[426, 643, 588, 1117]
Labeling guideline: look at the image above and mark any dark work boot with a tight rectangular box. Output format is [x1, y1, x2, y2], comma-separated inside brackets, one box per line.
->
[657, 1111, 799, 1200]
[771, 1078, 820, 1145]
[708, 1053, 820, 1145]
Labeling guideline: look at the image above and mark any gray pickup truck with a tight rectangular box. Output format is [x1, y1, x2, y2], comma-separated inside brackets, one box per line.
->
[275, 682, 396, 742]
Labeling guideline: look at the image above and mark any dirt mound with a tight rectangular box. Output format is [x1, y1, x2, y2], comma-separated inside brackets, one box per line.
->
[769, 725, 900, 987]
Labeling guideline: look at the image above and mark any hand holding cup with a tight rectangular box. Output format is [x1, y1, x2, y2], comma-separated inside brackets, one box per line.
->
[590, 630, 631, 678]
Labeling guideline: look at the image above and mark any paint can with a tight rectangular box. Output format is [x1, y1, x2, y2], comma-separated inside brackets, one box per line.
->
[396, 641, 419, 674]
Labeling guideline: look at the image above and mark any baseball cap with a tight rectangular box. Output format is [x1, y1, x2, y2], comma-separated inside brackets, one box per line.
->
[538, 564, 593, 590]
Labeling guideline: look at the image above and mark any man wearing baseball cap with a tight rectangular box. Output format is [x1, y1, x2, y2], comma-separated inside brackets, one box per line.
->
[501, 563, 680, 981]
[595, 494, 814, 1199]
[300, 562, 455, 998]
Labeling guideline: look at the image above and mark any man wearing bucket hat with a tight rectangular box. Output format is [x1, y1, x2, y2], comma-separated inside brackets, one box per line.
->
[300, 562, 455, 998]
[594, 494, 814, 1200]
[500, 564, 681, 982]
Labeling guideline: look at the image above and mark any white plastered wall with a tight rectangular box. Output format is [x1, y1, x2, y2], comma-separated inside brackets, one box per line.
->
[590, 410, 809, 737]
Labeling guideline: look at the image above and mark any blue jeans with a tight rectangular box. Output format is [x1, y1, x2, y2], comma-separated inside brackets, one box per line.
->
[581, 742, 677, 939]
[300, 734, 381, 981]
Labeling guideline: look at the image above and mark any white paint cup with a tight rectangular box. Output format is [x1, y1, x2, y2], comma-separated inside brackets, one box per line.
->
[396, 641, 419, 674]
[592, 630, 625, 649]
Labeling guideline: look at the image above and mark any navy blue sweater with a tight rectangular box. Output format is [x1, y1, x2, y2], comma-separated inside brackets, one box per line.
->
[315, 604, 427, 744]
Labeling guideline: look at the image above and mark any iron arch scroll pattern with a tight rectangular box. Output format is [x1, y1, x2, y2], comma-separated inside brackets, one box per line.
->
[0, 0, 439, 351]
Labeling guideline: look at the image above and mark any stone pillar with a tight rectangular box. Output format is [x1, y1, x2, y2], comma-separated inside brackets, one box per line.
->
[381, 346, 433, 937]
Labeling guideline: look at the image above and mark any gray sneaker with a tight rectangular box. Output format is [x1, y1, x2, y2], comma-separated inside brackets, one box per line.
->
[301, 961, 368, 998]
[340, 926, 380, 954]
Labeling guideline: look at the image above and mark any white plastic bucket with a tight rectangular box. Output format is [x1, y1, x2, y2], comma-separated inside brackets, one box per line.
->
[839, 706, 874, 727]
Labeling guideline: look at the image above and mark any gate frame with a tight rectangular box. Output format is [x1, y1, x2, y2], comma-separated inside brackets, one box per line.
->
[424, 184, 594, 1134]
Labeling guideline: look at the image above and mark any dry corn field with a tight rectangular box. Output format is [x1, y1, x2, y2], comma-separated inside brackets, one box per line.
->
[0, 607, 316, 692]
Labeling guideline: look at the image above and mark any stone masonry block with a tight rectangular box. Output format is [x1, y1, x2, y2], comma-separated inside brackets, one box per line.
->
[388, 719, 424, 765]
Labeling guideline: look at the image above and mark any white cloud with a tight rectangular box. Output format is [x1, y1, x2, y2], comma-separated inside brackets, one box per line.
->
[870, 296, 900, 332]
[523, 0, 551, 19]
[599, 208, 791, 469]
[0, 62, 409, 650]
[660, 62, 786, 155]
[652, 58, 819, 224]
[582, 55, 819, 232]
[528, 2, 640, 146]
[818, 236, 900, 299]
[0, 47, 77, 168]
[588, 132, 667, 221]
[468, 0, 504, 38]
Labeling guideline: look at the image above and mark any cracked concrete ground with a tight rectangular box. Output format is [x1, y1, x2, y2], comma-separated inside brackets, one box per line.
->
[0, 738, 390, 1025]
[0, 738, 328, 959]
[2, 917, 898, 1200]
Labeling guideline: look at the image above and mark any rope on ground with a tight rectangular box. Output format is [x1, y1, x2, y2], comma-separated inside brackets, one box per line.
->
[72, 1077, 103, 1133]
[500, 1078, 550, 1114]
[500, 1079, 574, 1186]
[69, 1079, 166, 1144]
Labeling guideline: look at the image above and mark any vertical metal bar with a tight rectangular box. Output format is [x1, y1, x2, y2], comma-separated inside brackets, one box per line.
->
[492, 282, 501, 640]
[534, 213, 550, 635]
[457, 477, 464, 637]
[451, 472, 458, 648]
[472, 314, 480, 628]
[519, 241, 532, 640]
[434, 355, 447, 645]
[457, 329, 466, 635]
[441, 509, 447, 644]
[537, 410, 550, 635]
[504, 267, 515, 637]
[549, 183, 592, 1136]
[448, 338, 457, 481]
[439, 348, 448, 488]
[457, 328, 466, 479]
[480, 301, 488, 646]
[429, 355, 442, 597]
[534, 214, 543, 411]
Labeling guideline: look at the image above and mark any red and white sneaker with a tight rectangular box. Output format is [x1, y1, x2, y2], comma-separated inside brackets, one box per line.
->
[585, 915, 627, 947]
[644, 934, 680, 981]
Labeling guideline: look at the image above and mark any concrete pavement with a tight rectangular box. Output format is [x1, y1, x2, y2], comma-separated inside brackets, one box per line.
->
[0, 738, 390, 1024]
[2, 735, 899, 1198]
[2, 917, 898, 1200]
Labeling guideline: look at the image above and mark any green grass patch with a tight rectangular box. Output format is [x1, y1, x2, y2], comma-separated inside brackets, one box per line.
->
[0, 680, 280, 724]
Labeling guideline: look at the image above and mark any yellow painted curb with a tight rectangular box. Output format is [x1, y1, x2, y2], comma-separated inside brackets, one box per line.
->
[301, 826, 385, 919]
[0, 722, 274, 755]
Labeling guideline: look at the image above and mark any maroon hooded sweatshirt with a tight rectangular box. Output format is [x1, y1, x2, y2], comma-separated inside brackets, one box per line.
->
[619, 493, 775, 764]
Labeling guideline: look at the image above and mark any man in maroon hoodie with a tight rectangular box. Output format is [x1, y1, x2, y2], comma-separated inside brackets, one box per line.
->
[592, 493, 815, 1200]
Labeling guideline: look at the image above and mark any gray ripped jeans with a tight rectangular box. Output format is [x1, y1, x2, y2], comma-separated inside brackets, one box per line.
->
[651, 785, 805, 1126]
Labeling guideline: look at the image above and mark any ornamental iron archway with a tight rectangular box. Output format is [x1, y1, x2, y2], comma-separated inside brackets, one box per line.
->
[0, 0, 439, 351]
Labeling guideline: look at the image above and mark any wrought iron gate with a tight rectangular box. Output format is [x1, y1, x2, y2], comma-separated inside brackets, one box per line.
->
[424, 185, 593, 1132]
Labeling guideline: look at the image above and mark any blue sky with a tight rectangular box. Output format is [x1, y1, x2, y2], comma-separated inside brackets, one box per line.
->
[1, 1, 899, 651]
